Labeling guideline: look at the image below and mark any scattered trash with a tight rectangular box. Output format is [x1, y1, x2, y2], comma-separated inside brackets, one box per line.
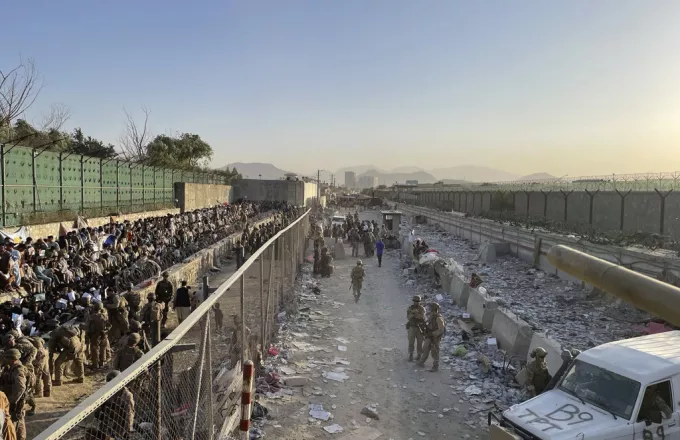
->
[323, 424, 344, 434]
[323, 371, 350, 382]
[309, 404, 332, 421]
[337, 345, 347, 352]
[464, 385, 482, 396]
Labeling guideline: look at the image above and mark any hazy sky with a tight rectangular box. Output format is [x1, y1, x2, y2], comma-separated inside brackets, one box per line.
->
[4, 1, 680, 177]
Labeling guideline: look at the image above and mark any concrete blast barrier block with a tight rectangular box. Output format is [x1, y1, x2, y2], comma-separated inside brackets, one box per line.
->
[477, 242, 511, 263]
[450, 275, 470, 307]
[466, 288, 498, 330]
[478, 243, 496, 263]
[528, 333, 564, 376]
[491, 308, 533, 358]
[435, 265, 453, 293]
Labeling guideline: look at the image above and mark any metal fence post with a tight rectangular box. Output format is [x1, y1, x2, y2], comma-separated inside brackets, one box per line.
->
[240, 273, 246, 367]
[264, 246, 274, 354]
[259, 251, 264, 365]
[203, 275, 214, 440]
[142, 164, 146, 210]
[191, 313, 209, 440]
[239, 360, 254, 439]
[31, 150, 37, 214]
[115, 160, 120, 213]
[58, 152, 63, 214]
[80, 155, 85, 214]
[99, 158, 104, 214]
[0, 144, 5, 227]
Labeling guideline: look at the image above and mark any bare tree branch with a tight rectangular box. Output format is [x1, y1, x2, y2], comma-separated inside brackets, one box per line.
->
[0, 57, 43, 128]
[118, 106, 152, 162]
[36, 103, 71, 131]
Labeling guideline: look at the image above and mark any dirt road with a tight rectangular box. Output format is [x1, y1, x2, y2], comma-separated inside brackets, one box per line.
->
[260, 211, 486, 440]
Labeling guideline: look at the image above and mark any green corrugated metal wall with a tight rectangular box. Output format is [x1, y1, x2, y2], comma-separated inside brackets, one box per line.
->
[0, 145, 229, 227]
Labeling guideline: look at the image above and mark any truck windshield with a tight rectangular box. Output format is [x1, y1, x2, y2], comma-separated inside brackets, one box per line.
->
[559, 360, 641, 420]
[332, 217, 345, 223]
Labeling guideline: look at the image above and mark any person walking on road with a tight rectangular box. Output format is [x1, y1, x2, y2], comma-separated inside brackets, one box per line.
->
[417, 302, 446, 372]
[350, 260, 365, 302]
[406, 295, 426, 362]
[376, 238, 385, 267]
[174, 280, 192, 324]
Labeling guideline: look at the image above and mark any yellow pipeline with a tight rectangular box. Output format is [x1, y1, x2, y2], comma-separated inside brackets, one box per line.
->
[547, 245, 680, 327]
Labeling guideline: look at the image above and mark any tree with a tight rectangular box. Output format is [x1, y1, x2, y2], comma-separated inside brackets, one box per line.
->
[68, 128, 117, 158]
[145, 133, 213, 168]
[119, 106, 152, 162]
[0, 58, 42, 129]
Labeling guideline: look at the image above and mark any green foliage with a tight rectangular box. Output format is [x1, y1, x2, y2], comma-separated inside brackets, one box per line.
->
[69, 128, 117, 158]
[145, 133, 213, 168]
[0, 121, 115, 158]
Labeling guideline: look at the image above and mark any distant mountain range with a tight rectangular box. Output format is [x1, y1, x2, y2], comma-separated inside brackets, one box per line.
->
[227, 162, 556, 185]
[226, 162, 292, 180]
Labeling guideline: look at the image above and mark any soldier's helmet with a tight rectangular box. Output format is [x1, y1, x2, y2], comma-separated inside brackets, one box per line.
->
[1, 334, 14, 347]
[106, 370, 122, 382]
[357, 260, 362, 266]
[429, 302, 440, 312]
[128, 333, 142, 345]
[532, 347, 548, 358]
[3, 348, 20, 361]
[106, 295, 121, 309]
[147, 293, 156, 301]
[412, 295, 422, 302]
[129, 320, 142, 333]
[92, 302, 103, 311]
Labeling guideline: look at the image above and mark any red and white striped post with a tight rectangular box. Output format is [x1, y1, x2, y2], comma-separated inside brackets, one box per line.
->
[239, 360, 255, 439]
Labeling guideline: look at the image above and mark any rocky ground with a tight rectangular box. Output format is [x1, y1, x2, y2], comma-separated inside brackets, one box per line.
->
[245, 210, 660, 440]
[403, 222, 653, 351]
[252, 211, 496, 440]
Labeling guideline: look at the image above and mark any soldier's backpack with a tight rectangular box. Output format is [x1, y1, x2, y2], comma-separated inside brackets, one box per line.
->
[144, 302, 163, 322]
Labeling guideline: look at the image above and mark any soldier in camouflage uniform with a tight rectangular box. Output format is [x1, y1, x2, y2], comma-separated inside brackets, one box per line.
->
[47, 325, 85, 385]
[0, 349, 27, 440]
[350, 260, 365, 301]
[124, 282, 141, 322]
[85, 302, 110, 370]
[2, 334, 36, 416]
[526, 347, 551, 398]
[86, 370, 135, 440]
[105, 294, 129, 345]
[406, 295, 426, 362]
[114, 333, 144, 372]
[417, 302, 446, 372]
[28, 337, 51, 398]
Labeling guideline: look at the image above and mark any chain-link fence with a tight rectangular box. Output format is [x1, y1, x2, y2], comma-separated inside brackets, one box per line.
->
[34, 209, 311, 440]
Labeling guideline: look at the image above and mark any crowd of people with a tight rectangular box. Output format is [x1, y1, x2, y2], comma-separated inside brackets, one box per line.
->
[0, 199, 301, 440]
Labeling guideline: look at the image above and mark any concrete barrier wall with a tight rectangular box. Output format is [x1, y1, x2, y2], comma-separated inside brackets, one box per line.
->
[234, 179, 318, 207]
[175, 182, 232, 212]
[450, 275, 470, 307]
[491, 308, 533, 358]
[398, 205, 680, 282]
[396, 189, 680, 239]
[466, 288, 498, 330]
[1, 208, 180, 241]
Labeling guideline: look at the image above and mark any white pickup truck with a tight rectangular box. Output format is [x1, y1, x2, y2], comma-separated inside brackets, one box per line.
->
[490, 331, 680, 439]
